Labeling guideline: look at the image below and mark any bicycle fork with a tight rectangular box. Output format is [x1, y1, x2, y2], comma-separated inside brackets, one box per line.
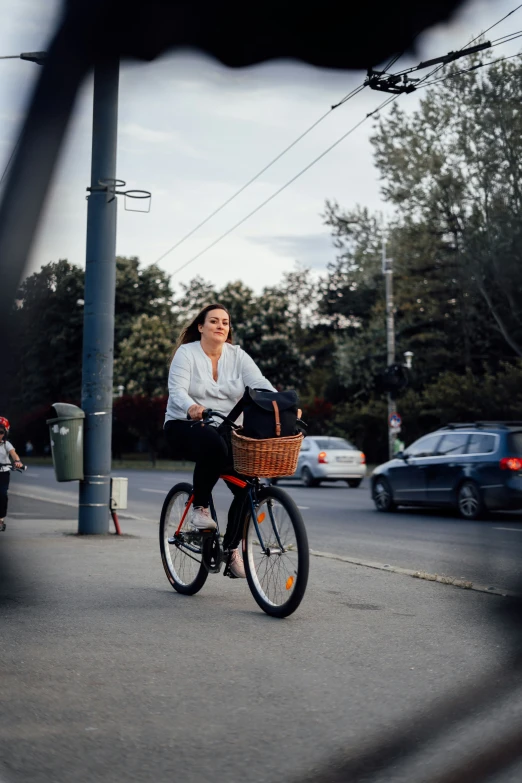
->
[249, 494, 285, 556]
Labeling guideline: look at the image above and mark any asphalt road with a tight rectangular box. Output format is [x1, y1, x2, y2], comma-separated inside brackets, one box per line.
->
[9, 466, 522, 592]
[2, 495, 522, 783]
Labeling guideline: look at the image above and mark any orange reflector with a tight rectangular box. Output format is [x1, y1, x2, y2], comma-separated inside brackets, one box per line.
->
[257, 512, 266, 523]
[286, 576, 294, 590]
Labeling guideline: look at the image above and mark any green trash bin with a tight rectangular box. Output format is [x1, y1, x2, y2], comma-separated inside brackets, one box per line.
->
[46, 403, 85, 481]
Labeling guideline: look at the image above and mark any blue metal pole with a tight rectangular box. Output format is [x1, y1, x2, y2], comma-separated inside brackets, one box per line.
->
[79, 58, 119, 534]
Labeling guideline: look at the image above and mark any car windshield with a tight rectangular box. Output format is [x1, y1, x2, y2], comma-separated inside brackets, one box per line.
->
[508, 432, 522, 456]
[314, 438, 356, 451]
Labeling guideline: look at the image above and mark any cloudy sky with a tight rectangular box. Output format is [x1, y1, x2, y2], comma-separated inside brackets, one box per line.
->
[0, 0, 521, 294]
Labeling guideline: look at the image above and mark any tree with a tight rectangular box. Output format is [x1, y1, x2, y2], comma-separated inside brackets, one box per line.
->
[114, 314, 174, 397]
[172, 276, 217, 328]
[218, 280, 256, 337]
[317, 204, 383, 331]
[5, 256, 177, 422]
[371, 54, 522, 361]
[112, 394, 169, 465]
[115, 257, 176, 349]
[235, 285, 312, 390]
[10, 260, 85, 411]
[172, 275, 313, 391]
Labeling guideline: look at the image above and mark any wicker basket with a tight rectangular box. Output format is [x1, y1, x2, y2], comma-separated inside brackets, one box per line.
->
[231, 430, 304, 477]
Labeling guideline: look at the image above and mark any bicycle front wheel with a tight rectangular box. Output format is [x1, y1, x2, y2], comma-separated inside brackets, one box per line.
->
[159, 482, 208, 595]
[242, 486, 309, 618]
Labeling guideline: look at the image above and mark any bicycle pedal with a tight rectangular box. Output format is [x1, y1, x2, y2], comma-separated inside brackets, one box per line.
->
[223, 555, 239, 579]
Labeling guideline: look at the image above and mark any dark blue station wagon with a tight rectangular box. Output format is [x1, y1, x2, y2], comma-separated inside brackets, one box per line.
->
[372, 422, 522, 519]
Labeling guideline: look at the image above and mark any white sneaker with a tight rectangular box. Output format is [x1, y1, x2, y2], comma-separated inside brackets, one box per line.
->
[228, 548, 246, 579]
[190, 506, 217, 531]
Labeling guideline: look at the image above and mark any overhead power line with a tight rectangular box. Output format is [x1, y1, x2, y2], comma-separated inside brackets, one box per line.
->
[153, 41, 416, 266]
[414, 1, 522, 88]
[169, 93, 399, 277]
[469, 2, 522, 44]
[154, 82, 367, 264]
[160, 4, 522, 277]
[368, 7, 522, 96]
[419, 51, 522, 89]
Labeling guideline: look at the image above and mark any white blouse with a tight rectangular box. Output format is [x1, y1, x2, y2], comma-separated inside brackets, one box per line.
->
[165, 341, 276, 422]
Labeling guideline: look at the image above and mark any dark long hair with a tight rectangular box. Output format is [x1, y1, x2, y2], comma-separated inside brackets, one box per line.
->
[171, 303, 233, 359]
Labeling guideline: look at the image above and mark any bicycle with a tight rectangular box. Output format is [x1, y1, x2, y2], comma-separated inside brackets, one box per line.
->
[159, 410, 309, 618]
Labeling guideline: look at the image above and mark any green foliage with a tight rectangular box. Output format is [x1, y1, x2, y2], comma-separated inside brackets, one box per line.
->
[115, 257, 176, 348]
[7, 57, 522, 464]
[371, 55, 522, 360]
[114, 314, 174, 397]
[173, 275, 218, 328]
[11, 260, 85, 410]
[4, 257, 176, 428]
[318, 204, 382, 330]
[172, 272, 313, 390]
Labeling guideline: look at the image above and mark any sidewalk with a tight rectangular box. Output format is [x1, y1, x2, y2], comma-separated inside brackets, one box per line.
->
[1, 494, 520, 783]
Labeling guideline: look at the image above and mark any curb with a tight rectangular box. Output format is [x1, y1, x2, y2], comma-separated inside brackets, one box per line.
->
[11, 490, 519, 598]
[310, 549, 519, 598]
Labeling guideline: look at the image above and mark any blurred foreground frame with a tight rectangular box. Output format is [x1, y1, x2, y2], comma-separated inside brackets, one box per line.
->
[4, 1, 522, 782]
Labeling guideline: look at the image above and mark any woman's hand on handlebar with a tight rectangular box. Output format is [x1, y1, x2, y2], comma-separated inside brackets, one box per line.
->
[14, 460, 23, 469]
[187, 404, 206, 421]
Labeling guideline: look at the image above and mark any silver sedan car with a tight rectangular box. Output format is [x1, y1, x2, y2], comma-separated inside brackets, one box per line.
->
[273, 436, 366, 487]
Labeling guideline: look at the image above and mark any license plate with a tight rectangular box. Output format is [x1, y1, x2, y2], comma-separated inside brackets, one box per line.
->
[336, 456, 354, 463]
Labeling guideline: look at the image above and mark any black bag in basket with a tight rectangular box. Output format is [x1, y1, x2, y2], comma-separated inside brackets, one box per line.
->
[224, 387, 303, 440]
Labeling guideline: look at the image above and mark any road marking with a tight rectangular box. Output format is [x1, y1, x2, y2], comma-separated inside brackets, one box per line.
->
[494, 527, 522, 533]
[9, 489, 154, 522]
[297, 506, 309, 510]
[10, 489, 77, 507]
[139, 488, 167, 494]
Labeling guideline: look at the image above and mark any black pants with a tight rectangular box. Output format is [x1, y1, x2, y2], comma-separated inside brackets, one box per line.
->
[164, 420, 247, 550]
[0, 472, 10, 518]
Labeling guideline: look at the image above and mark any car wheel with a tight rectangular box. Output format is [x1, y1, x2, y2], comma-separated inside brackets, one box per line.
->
[301, 466, 319, 488]
[457, 480, 485, 520]
[372, 477, 396, 512]
[347, 479, 362, 488]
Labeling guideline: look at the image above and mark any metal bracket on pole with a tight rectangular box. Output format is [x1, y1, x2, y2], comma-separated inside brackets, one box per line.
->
[86, 179, 152, 211]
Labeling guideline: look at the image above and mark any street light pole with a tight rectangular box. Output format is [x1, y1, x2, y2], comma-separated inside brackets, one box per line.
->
[79, 58, 120, 535]
[382, 232, 396, 460]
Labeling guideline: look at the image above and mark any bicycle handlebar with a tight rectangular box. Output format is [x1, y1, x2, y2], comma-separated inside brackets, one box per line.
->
[0, 463, 26, 472]
[187, 409, 240, 429]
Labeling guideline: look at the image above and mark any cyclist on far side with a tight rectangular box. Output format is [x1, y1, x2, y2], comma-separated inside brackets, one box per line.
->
[164, 303, 276, 578]
[0, 417, 23, 532]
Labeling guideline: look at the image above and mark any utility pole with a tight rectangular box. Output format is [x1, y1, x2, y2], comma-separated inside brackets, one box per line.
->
[382, 231, 396, 460]
[79, 58, 120, 535]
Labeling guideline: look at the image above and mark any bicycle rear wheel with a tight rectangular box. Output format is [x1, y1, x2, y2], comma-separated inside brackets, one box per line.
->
[242, 486, 309, 618]
[159, 482, 208, 595]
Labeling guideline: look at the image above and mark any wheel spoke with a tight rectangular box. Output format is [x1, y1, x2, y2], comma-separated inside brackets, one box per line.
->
[161, 488, 206, 590]
[245, 497, 300, 608]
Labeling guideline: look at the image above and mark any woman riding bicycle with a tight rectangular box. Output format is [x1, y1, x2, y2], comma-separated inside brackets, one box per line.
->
[164, 303, 276, 578]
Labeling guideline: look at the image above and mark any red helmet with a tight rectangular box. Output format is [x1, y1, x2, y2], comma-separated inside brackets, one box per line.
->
[0, 417, 10, 434]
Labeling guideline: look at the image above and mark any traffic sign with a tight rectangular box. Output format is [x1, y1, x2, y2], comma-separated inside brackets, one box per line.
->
[389, 413, 402, 429]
